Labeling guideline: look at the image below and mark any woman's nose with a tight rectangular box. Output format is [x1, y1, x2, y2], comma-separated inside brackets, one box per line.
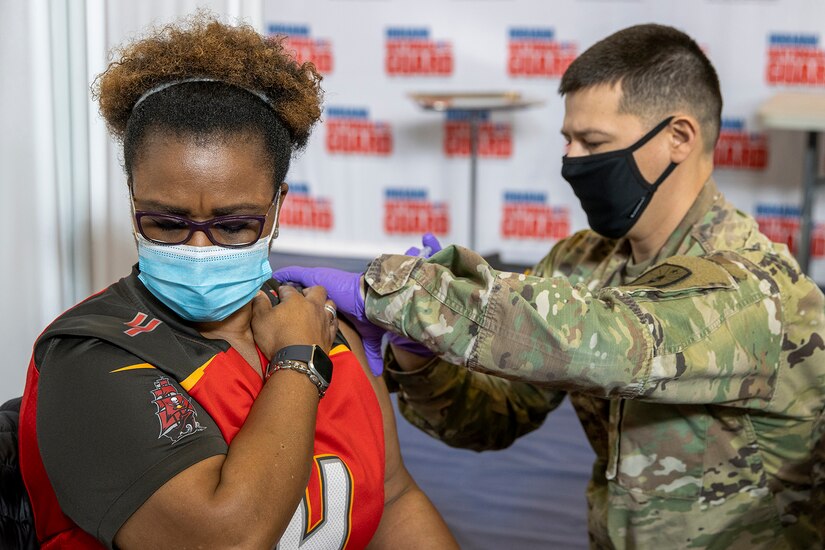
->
[186, 228, 213, 247]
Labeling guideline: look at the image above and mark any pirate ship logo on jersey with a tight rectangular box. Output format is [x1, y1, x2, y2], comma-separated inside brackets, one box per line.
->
[150, 377, 205, 444]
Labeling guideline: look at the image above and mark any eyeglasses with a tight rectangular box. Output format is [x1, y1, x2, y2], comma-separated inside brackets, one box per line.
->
[134, 198, 277, 248]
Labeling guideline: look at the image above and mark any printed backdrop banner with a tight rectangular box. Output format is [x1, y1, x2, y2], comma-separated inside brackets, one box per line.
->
[263, 0, 825, 284]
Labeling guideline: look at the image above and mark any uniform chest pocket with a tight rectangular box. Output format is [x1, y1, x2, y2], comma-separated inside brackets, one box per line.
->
[615, 401, 708, 499]
[615, 402, 767, 502]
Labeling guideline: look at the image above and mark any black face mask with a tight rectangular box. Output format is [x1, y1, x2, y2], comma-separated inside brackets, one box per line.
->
[561, 116, 678, 239]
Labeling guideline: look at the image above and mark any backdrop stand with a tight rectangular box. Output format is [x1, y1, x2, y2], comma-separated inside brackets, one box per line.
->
[758, 92, 825, 274]
[409, 92, 543, 250]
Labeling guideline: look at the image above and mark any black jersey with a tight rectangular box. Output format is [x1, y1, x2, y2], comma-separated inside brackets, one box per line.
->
[19, 267, 384, 549]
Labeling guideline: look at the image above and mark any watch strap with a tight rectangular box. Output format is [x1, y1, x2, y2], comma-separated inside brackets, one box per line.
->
[266, 359, 327, 398]
[275, 345, 315, 364]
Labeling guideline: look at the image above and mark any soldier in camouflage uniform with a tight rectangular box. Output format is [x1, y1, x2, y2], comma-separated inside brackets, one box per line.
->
[276, 24, 825, 549]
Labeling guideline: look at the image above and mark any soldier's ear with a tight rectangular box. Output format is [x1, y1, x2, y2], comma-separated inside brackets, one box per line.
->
[668, 115, 699, 163]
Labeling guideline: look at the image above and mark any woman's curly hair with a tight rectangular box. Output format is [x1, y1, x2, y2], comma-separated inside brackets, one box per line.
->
[92, 13, 324, 188]
[94, 13, 323, 149]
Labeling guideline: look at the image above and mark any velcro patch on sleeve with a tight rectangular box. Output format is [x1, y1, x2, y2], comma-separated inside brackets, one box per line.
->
[623, 255, 738, 293]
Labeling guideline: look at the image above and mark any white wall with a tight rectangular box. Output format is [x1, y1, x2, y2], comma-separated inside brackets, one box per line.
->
[0, 0, 63, 402]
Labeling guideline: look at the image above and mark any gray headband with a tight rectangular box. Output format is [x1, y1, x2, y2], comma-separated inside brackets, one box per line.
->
[131, 78, 272, 113]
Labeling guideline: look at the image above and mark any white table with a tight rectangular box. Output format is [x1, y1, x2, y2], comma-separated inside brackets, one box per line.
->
[758, 92, 825, 273]
[409, 92, 544, 250]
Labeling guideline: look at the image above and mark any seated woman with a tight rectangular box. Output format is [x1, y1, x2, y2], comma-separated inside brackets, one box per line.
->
[18, 15, 457, 550]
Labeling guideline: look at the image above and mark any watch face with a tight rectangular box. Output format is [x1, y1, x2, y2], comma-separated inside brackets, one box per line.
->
[275, 345, 333, 385]
[310, 346, 333, 384]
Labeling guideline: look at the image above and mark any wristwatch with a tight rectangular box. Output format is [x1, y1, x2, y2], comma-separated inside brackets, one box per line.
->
[267, 345, 333, 396]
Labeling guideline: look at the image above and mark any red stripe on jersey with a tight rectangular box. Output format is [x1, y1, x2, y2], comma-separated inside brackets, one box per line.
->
[188, 346, 385, 548]
[185, 346, 265, 444]
[309, 349, 384, 549]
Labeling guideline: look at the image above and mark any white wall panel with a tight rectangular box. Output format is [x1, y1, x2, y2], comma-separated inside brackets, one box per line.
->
[0, 0, 63, 402]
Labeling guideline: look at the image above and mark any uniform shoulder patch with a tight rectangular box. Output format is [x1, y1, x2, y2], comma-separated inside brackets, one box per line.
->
[626, 263, 691, 289]
[623, 255, 738, 293]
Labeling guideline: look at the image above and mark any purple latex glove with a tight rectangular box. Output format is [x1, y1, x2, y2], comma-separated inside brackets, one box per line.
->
[384, 332, 434, 357]
[273, 266, 387, 376]
[403, 232, 443, 258]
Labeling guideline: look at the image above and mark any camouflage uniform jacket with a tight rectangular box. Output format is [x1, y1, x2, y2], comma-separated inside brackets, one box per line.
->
[365, 180, 825, 549]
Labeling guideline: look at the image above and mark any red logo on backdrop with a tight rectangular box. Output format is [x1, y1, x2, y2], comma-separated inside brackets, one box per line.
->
[281, 183, 333, 231]
[385, 28, 453, 76]
[714, 119, 768, 170]
[384, 189, 450, 235]
[501, 191, 570, 240]
[326, 107, 393, 155]
[268, 23, 333, 74]
[150, 377, 205, 444]
[755, 204, 825, 258]
[444, 111, 513, 158]
[508, 28, 577, 78]
[766, 33, 825, 86]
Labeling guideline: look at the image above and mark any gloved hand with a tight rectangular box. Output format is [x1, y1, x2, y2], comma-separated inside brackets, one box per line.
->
[403, 232, 443, 258]
[384, 332, 434, 357]
[273, 266, 387, 376]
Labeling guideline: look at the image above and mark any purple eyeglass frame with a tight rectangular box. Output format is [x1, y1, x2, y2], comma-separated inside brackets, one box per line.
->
[134, 210, 270, 248]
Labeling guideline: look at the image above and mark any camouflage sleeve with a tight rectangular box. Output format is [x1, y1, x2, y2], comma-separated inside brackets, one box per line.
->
[365, 245, 784, 408]
[384, 347, 565, 450]
[814, 410, 825, 527]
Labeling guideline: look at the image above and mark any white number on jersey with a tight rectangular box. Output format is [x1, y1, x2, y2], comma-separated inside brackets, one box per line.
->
[277, 456, 353, 550]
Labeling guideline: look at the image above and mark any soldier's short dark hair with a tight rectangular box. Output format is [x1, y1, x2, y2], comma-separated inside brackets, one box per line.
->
[559, 24, 722, 152]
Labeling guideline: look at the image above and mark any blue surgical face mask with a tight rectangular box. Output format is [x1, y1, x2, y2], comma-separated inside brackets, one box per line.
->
[137, 234, 275, 322]
[133, 196, 280, 322]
